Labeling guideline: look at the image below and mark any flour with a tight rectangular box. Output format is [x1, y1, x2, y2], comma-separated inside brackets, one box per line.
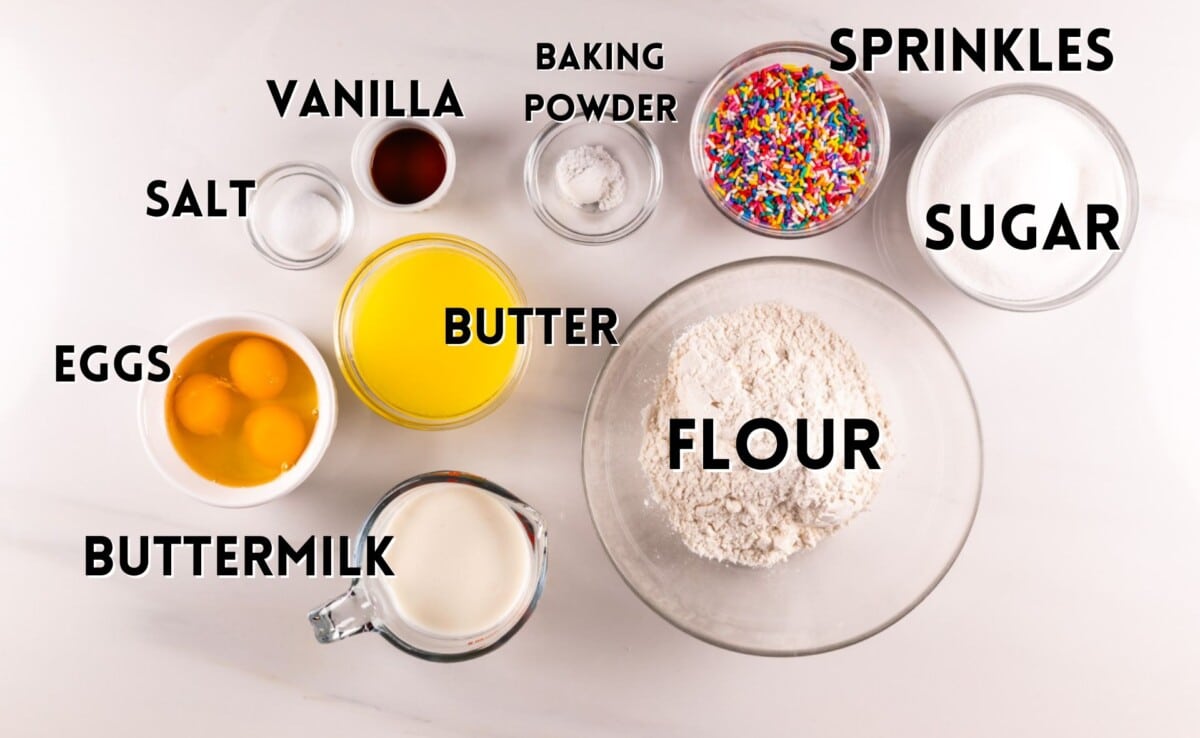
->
[638, 303, 892, 567]
[555, 145, 626, 211]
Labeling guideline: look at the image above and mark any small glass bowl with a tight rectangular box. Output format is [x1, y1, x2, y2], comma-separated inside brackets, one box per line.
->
[689, 41, 890, 238]
[335, 233, 530, 430]
[247, 162, 354, 270]
[524, 115, 663, 244]
[906, 84, 1139, 311]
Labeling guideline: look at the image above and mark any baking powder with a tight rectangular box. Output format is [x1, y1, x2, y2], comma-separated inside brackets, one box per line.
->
[555, 144, 626, 211]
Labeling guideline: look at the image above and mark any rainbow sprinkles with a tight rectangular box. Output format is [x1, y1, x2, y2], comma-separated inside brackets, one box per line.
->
[703, 63, 871, 231]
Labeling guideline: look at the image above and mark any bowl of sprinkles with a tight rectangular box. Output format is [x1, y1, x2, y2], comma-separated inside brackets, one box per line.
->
[690, 41, 890, 238]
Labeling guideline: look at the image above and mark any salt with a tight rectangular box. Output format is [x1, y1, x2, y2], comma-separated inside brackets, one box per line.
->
[911, 93, 1128, 303]
[267, 190, 339, 259]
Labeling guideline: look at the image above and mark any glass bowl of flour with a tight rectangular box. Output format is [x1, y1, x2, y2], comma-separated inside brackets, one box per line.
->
[582, 257, 981, 655]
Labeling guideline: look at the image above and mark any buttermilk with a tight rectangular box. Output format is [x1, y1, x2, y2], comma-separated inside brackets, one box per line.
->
[267, 79, 464, 118]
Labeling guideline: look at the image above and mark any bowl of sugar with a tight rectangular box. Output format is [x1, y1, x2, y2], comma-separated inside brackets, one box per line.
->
[907, 84, 1138, 310]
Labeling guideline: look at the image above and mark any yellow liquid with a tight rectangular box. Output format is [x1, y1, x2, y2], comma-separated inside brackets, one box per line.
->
[349, 244, 522, 420]
[166, 333, 318, 487]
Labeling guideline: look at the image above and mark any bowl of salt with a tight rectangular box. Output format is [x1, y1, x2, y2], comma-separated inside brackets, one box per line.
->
[247, 161, 355, 270]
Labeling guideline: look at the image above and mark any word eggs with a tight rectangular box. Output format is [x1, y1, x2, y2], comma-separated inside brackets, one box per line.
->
[167, 333, 317, 486]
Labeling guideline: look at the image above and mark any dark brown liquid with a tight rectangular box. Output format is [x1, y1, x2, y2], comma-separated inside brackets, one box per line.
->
[370, 128, 447, 205]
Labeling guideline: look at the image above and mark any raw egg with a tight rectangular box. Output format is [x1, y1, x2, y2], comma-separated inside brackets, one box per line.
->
[229, 337, 289, 400]
[166, 332, 317, 487]
[243, 404, 308, 469]
[173, 373, 233, 436]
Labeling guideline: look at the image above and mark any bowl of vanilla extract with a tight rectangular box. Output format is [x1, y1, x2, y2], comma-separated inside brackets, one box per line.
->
[352, 119, 455, 211]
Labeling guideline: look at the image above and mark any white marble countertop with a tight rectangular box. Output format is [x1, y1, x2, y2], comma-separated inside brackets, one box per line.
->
[2, 0, 1198, 735]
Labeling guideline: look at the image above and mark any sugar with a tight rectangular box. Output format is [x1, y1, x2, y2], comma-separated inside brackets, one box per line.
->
[912, 94, 1127, 303]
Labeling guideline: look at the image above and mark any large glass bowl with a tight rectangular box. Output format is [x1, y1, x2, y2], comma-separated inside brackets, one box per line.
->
[582, 258, 980, 655]
[689, 42, 890, 238]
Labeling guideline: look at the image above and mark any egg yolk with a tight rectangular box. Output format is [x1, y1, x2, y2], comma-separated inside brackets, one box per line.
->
[174, 373, 233, 436]
[243, 404, 309, 469]
[229, 337, 289, 400]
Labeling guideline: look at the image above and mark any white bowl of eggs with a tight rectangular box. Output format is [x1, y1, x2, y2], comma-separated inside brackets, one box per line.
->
[138, 312, 337, 508]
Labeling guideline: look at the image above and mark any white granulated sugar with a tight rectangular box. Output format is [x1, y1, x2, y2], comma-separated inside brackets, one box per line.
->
[639, 303, 892, 568]
[912, 94, 1128, 302]
[555, 144, 626, 211]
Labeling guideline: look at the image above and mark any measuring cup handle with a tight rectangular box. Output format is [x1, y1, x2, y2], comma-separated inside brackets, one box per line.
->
[309, 588, 373, 643]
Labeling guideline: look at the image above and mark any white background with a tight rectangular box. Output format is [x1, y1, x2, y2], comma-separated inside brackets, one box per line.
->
[2, 1, 1198, 735]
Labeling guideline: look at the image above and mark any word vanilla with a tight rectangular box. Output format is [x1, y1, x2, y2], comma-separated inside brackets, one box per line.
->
[267, 79, 463, 118]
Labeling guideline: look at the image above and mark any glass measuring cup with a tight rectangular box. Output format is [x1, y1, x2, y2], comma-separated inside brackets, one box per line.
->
[308, 471, 548, 661]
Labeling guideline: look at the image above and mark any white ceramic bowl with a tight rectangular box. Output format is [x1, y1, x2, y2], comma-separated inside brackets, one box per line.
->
[138, 312, 338, 508]
[350, 118, 456, 212]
